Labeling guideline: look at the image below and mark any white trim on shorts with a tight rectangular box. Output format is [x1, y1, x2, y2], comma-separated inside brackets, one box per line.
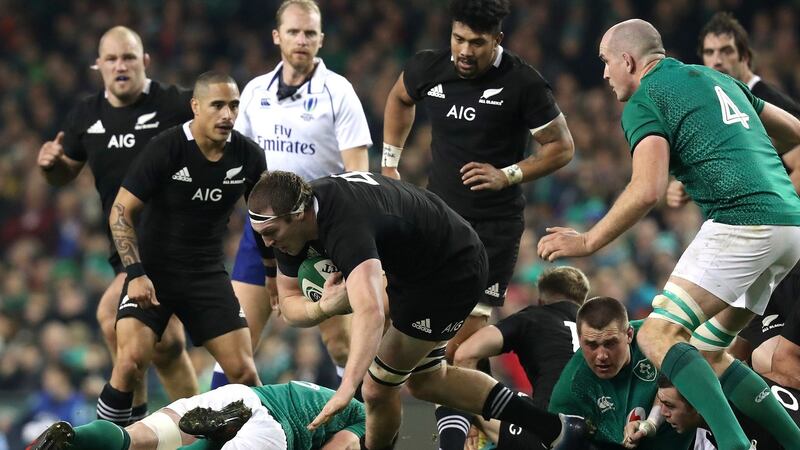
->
[166, 384, 288, 450]
[671, 220, 800, 315]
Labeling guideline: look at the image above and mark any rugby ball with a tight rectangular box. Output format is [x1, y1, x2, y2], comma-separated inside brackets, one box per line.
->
[297, 256, 338, 302]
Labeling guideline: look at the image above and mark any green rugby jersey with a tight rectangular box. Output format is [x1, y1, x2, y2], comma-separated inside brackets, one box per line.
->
[548, 320, 693, 449]
[252, 381, 365, 449]
[622, 57, 800, 225]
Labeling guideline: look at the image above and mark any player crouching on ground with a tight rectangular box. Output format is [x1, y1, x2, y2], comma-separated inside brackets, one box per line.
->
[29, 381, 365, 450]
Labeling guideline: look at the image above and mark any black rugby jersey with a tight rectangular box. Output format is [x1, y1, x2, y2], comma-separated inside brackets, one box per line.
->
[495, 300, 579, 408]
[403, 47, 561, 219]
[275, 172, 484, 283]
[122, 123, 266, 270]
[61, 81, 193, 222]
[751, 79, 800, 118]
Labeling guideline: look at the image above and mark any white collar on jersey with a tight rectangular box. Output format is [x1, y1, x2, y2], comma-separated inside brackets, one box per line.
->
[104, 78, 152, 99]
[182, 120, 233, 142]
[267, 58, 331, 96]
[449, 45, 504, 68]
[747, 75, 762, 90]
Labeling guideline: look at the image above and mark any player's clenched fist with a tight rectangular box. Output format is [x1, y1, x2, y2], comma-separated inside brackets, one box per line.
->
[37, 131, 66, 171]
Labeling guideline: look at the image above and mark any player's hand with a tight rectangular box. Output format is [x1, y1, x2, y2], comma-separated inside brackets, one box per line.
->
[460, 162, 508, 191]
[319, 272, 351, 316]
[37, 131, 66, 171]
[622, 420, 648, 448]
[308, 385, 356, 431]
[126, 275, 160, 309]
[382, 167, 401, 180]
[665, 180, 690, 208]
[537, 227, 591, 262]
[464, 425, 481, 450]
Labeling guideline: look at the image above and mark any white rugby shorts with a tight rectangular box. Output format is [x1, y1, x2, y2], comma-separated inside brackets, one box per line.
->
[671, 220, 800, 315]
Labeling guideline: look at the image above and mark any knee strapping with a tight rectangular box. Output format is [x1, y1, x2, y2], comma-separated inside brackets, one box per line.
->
[649, 282, 707, 332]
[369, 356, 412, 387]
[412, 343, 447, 375]
[139, 411, 183, 450]
[690, 318, 737, 351]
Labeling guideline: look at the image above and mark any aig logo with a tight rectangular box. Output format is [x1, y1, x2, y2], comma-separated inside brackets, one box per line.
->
[192, 188, 222, 202]
[108, 134, 135, 148]
[446, 105, 476, 121]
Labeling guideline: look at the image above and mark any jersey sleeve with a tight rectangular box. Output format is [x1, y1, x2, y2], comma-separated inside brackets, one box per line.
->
[275, 248, 306, 278]
[402, 50, 437, 102]
[339, 399, 366, 438]
[242, 137, 272, 261]
[733, 78, 765, 114]
[520, 69, 562, 130]
[495, 309, 533, 354]
[332, 81, 373, 151]
[621, 93, 668, 154]
[323, 215, 380, 278]
[234, 80, 255, 137]
[61, 103, 88, 161]
[121, 131, 175, 202]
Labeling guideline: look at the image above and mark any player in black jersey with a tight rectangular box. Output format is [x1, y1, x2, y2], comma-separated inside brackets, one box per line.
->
[625, 375, 800, 449]
[104, 72, 268, 426]
[664, 12, 800, 392]
[36, 26, 197, 424]
[247, 171, 593, 450]
[381, 0, 574, 380]
[446, 266, 589, 450]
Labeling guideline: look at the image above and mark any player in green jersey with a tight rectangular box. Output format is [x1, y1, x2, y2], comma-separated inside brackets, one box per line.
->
[28, 381, 365, 450]
[538, 19, 800, 450]
[549, 296, 692, 450]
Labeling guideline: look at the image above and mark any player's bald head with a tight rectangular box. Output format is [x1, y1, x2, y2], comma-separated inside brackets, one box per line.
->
[99, 26, 143, 55]
[193, 71, 237, 99]
[602, 19, 665, 61]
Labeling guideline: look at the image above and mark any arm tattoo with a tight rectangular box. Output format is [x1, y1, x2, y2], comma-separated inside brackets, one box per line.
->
[110, 203, 141, 267]
[533, 117, 567, 146]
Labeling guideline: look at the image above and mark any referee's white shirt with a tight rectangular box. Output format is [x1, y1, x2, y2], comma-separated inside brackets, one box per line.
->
[235, 58, 372, 181]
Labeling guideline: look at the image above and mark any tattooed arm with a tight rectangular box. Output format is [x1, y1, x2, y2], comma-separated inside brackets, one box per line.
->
[110, 188, 159, 308]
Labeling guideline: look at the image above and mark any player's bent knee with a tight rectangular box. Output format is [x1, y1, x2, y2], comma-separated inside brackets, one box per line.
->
[222, 362, 259, 386]
[649, 282, 707, 333]
[139, 411, 182, 450]
[154, 329, 187, 363]
[322, 337, 350, 368]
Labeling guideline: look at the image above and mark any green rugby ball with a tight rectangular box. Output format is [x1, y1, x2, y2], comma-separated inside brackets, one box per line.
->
[297, 256, 338, 302]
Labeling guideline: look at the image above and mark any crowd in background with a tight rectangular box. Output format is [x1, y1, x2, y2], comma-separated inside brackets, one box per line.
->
[0, 0, 798, 447]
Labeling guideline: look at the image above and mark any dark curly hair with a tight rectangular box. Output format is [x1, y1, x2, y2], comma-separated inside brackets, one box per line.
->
[449, 0, 510, 35]
[698, 12, 753, 68]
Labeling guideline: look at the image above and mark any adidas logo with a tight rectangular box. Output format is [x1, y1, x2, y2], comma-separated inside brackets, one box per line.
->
[87, 120, 106, 134]
[118, 295, 137, 310]
[412, 318, 432, 334]
[485, 283, 501, 298]
[172, 167, 192, 182]
[427, 84, 445, 99]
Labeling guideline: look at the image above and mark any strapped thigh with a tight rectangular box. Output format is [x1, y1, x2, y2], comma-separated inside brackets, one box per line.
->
[649, 281, 708, 332]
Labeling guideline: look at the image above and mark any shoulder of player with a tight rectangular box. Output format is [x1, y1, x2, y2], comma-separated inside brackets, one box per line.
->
[752, 80, 800, 114]
[498, 50, 549, 85]
[231, 130, 263, 154]
[407, 48, 451, 70]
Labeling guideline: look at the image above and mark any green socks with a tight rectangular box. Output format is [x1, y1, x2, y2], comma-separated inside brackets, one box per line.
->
[72, 420, 131, 450]
[720, 359, 800, 449]
[662, 342, 750, 450]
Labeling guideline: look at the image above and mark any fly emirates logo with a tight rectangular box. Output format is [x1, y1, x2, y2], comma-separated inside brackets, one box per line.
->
[256, 124, 316, 155]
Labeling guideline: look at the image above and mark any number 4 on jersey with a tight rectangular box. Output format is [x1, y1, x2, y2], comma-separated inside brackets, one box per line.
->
[715, 86, 750, 129]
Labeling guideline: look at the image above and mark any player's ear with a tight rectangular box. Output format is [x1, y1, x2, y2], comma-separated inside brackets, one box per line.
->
[494, 32, 504, 47]
[626, 324, 634, 343]
[623, 52, 635, 74]
[143, 52, 151, 69]
[318, 32, 324, 49]
[191, 97, 199, 116]
[272, 29, 280, 45]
